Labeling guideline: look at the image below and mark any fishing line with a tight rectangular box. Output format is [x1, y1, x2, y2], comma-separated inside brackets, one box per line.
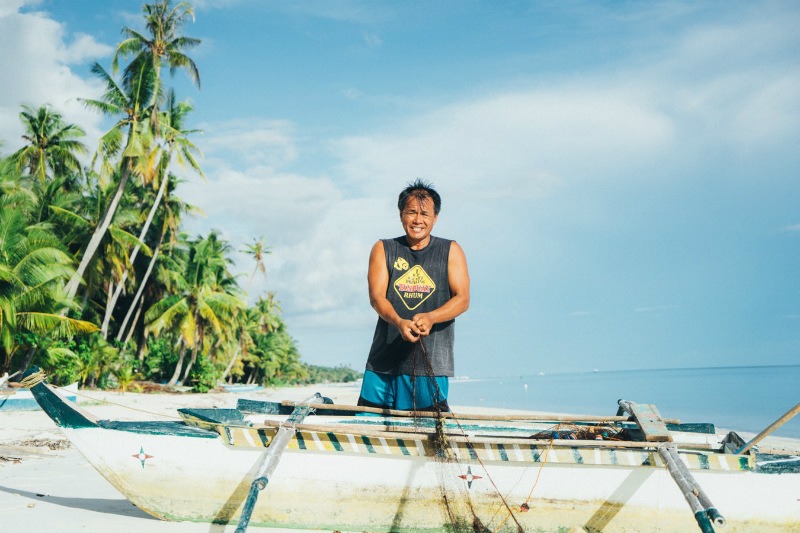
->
[21, 372, 184, 420]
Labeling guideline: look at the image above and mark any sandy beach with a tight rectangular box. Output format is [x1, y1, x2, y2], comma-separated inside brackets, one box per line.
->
[3, 383, 799, 532]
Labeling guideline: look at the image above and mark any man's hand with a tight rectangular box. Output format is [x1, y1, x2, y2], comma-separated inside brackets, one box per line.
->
[397, 319, 422, 342]
[412, 313, 434, 336]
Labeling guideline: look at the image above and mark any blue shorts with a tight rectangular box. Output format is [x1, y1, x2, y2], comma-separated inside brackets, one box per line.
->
[358, 370, 449, 411]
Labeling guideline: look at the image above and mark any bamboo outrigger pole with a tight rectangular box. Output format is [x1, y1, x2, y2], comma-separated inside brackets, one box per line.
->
[736, 402, 800, 455]
[617, 400, 724, 532]
[657, 445, 720, 533]
[235, 393, 322, 533]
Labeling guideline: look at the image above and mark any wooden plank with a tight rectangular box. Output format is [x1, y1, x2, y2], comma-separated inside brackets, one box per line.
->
[627, 403, 672, 442]
[277, 400, 681, 424]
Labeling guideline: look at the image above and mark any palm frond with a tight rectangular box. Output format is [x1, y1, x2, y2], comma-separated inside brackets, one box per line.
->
[17, 312, 99, 336]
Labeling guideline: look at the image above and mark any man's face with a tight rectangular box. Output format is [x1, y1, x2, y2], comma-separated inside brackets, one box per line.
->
[400, 196, 438, 244]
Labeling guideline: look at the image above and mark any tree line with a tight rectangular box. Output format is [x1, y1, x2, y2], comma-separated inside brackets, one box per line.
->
[0, 0, 361, 392]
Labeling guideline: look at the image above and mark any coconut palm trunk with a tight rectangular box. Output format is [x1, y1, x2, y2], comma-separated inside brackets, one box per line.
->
[179, 314, 202, 385]
[100, 172, 167, 338]
[117, 225, 164, 342]
[221, 342, 242, 381]
[167, 339, 187, 386]
[63, 165, 132, 301]
[127, 296, 146, 349]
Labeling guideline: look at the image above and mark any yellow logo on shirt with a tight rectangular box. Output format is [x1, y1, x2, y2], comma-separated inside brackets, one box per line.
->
[393, 265, 436, 310]
[393, 257, 409, 271]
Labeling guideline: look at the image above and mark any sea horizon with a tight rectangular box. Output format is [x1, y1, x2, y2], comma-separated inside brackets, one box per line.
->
[454, 362, 800, 381]
[448, 363, 800, 439]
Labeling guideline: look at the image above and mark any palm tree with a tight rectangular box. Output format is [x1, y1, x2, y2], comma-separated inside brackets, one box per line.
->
[245, 316, 307, 385]
[11, 105, 87, 186]
[51, 165, 148, 323]
[66, 0, 201, 304]
[242, 237, 271, 293]
[221, 292, 281, 382]
[115, 173, 199, 344]
[101, 90, 202, 339]
[0, 192, 97, 375]
[145, 231, 243, 385]
[63, 61, 157, 302]
[113, 0, 201, 117]
[29, 172, 82, 225]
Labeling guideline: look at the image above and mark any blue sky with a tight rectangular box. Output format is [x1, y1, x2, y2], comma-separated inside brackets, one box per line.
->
[1, 0, 798, 377]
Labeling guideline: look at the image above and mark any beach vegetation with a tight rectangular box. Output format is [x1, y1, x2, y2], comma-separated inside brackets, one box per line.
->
[0, 0, 361, 392]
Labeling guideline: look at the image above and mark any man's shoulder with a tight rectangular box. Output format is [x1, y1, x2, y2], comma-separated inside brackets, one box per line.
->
[381, 236, 413, 248]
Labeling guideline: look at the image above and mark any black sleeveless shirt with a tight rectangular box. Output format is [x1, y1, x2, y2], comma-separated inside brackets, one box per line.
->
[365, 235, 455, 376]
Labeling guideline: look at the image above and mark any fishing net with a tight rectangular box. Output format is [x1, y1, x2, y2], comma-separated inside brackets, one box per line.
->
[409, 339, 523, 533]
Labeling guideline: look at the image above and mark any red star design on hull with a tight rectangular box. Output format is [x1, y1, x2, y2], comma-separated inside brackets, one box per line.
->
[458, 466, 483, 489]
[132, 446, 154, 468]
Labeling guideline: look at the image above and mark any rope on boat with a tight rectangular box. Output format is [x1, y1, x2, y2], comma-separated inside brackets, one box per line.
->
[490, 434, 556, 533]
[59, 386, 183, 419]
[17, 370, 47, 389]
[16, 369, 181, 419]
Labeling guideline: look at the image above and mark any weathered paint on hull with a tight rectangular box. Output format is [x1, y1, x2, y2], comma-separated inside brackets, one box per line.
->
[61, 426, 800, 532]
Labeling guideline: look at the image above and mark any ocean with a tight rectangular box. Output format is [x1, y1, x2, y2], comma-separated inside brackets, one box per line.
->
[447, 364, 800, 439]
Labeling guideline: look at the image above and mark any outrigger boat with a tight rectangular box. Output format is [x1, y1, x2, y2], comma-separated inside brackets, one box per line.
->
[21, 367, 800, 532]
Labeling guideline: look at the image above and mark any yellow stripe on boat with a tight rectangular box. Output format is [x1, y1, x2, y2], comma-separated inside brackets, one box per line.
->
[217, 425, 753, 471]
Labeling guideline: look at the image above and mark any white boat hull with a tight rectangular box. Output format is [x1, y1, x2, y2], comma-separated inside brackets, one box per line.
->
[61, 423, 799, 532]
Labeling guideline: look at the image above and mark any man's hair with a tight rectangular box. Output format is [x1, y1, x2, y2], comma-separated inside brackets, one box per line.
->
[397, 179, 441, 215]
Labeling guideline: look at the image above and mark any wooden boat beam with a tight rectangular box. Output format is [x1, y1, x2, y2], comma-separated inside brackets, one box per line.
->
[618, 400, 673, 442]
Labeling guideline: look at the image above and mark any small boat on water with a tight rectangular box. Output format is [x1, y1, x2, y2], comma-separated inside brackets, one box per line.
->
[21, 367, 800, 532]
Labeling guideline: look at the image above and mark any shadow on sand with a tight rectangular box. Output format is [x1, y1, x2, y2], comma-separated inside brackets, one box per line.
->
[0, 484, 155, 519]
[0, 484, 233, 532]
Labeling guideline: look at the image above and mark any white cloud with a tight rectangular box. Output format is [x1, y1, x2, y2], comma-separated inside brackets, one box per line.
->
[730, 74, 800, 146]
[333, 86, 675, 202]
[363, 32, 382, 47]
[0, 4, 111, 152]
[178, 141, 397, 317]
[634, 305, 678, 314]
[200, 119, 298, 169]
[0, 0, 30, 17]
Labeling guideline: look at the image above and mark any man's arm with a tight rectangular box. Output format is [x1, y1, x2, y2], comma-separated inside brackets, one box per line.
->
[412, 241, 470, 336]
[368, 240, 423, 342]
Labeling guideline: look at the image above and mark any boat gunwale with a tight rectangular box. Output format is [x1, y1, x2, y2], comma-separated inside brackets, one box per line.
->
[273, 399, 683, 424]
[251, 420, 722, 451]
[179, 410, 725, 453]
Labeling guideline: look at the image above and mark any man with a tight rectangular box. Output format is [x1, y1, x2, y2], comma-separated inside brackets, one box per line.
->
[357, 179, 470, 411]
